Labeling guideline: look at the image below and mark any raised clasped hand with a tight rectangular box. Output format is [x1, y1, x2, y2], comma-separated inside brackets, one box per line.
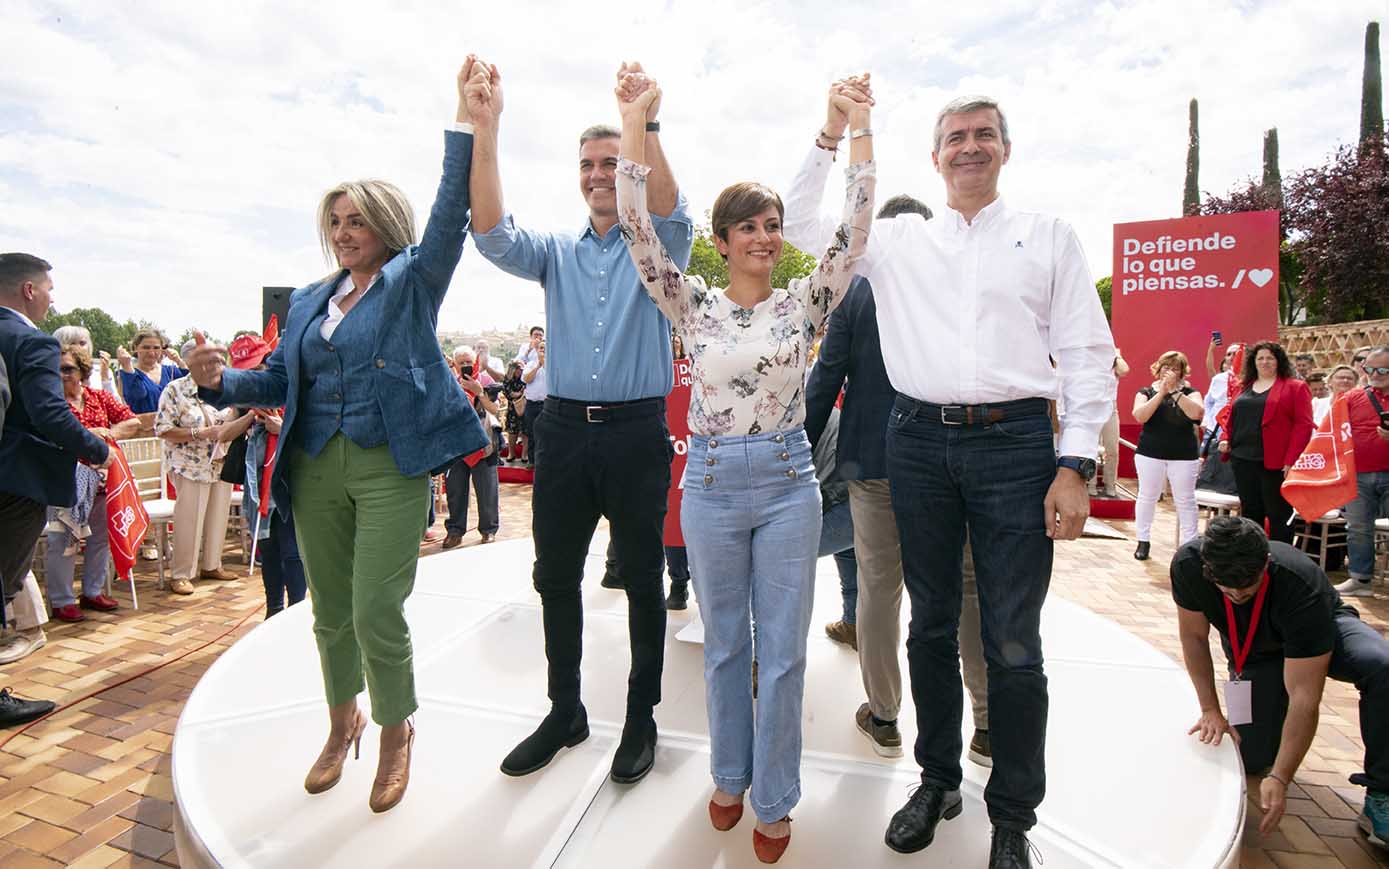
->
[463, 56, 502, 127]
[826, 73, 873, 134]
[616, 61, 660, 121]
[615, 70, 659, 122]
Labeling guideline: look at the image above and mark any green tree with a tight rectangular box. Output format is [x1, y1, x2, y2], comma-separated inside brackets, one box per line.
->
[686, 226, 817, 290]
[1362, 21, 1383, 150]
[40, 306, 142, 355]
[1183, 99, 1201, 216]
[1094, 276, 1112, 321]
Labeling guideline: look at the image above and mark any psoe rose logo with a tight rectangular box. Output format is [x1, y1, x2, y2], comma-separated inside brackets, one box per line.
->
[112, 505, 136, 538]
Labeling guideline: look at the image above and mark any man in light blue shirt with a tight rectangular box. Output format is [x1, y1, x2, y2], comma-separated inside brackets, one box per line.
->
[465, 60, 692, 785]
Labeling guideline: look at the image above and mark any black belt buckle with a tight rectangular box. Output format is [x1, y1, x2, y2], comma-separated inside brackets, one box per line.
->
[940, 405, 965, 426]
[585, 405, 606, 424]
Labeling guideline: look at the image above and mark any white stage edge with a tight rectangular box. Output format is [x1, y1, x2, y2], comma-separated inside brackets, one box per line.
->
[172, 538, 1246, 868]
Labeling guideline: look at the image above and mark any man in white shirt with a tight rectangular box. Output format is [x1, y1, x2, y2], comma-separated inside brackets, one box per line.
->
[785, 93, 1114, 868]
[514, 326, 547, 466]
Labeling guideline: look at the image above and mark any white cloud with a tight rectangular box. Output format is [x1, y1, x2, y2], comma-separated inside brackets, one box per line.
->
[2, 0, 1384, 337]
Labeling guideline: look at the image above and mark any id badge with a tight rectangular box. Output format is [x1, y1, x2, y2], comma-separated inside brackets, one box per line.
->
[1223, 679, 1253, 726]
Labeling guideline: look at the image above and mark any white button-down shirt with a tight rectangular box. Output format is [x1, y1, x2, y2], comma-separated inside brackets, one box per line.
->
[320, 271, 381, 341]
[783, 145, 1116, 458]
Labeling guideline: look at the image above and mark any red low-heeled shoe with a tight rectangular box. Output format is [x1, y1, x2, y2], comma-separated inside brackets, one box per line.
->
[752, 817, 792, 864]
[709, 798, 744, 831]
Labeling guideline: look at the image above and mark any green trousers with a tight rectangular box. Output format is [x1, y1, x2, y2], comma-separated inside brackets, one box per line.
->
[290, 433, 428, 725]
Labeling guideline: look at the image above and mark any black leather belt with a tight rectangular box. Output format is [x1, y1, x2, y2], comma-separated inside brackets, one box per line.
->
[898, 396, 1050, 426]
[544, 396, 665, 424]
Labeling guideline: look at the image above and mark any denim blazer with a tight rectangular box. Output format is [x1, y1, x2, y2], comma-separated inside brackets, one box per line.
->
[804, 277, 897, 482]
[203, 130, 488, 515]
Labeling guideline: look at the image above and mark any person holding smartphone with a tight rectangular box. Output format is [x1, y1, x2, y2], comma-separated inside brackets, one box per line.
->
[1336, 346, 1389, 598]
[1131, 350, 1204, 560]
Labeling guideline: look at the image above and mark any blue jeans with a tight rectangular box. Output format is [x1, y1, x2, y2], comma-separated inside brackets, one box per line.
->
[886, 396, 1055, 831]
[445, 454, 500, 536]
[1347, 471, 1389, 581]
[261, 510, 306, 616]
[45, 497, 110, 608]
[682, 427, 820, 824]
[819, 501, 857, 623]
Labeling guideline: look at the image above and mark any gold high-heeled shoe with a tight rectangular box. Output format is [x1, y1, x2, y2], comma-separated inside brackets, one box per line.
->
[368, 718, 415, 813]
[304, 706, 367, 794]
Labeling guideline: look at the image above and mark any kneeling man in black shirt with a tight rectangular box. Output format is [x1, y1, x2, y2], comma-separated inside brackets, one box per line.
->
[1171, 517, 1387, 845]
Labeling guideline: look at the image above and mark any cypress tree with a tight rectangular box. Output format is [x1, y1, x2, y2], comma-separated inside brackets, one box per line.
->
[1363, 22, 1383, 148]
[1262, 128, 1283, 211]
[1183, 99, 1200, 216]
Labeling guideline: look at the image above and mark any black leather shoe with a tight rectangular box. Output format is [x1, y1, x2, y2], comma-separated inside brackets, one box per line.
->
[600, 573, 625, 590]
[0, 688, 56, 729]
[1133, 541, 1150, 561]
[610, 715, 657, 784]
[989, 827, 1038, 868]
[665, 580, 688, 610]
[500, 705, 589, 776]
[884, 785, 963, 854]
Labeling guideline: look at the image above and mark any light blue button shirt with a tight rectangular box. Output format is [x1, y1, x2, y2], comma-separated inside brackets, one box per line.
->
[473, 198, 694, 402]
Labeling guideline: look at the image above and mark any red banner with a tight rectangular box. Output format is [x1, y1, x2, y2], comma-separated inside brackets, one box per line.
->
[105, 443, 151, 580]
[1111, 211, 1281, 474]
[664, 358, 694, 546]
[1281, 393, 1357, 520]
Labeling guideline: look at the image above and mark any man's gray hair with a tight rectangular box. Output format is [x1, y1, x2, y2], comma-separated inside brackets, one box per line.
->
[579, 124, 620, 147]
[933, 96, 1010, 153]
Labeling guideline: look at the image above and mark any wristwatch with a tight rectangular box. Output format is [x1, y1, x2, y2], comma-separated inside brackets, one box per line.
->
[1057, 456, 1097, 481]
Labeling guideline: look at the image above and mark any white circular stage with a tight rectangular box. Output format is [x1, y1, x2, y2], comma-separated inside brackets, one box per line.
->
[172, 538, 1245, 867]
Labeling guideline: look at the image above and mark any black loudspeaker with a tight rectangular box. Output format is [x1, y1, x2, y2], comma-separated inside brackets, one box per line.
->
[262, 286, 293, 333]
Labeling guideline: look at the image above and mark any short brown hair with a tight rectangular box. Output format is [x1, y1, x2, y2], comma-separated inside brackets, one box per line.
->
[0, 253, 51, 295]
[710, 182, 784, 257]
[1149, 350, 1190, 378]
[64, 345, 93, 382]
[132, 329, 167, 350]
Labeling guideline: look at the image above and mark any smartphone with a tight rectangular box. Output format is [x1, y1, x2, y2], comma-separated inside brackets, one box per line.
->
[1380, 411, 1389, 429]
[461, 364, 474, 377]
[1211, 330, 1223, 346]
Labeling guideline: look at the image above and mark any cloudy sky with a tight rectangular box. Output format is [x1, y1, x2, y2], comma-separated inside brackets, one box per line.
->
[3, 0, 1384, 337]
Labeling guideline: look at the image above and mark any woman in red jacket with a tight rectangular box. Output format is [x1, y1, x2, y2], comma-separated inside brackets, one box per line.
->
[1218, 341, 1313, 543]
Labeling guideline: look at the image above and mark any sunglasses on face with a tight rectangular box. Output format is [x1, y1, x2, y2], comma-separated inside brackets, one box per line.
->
[1365, 366, 1389, 376]
[59, 365, 80, 375]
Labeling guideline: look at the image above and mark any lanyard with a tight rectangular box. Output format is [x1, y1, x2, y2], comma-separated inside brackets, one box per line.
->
[1223, 571, 1270, 679]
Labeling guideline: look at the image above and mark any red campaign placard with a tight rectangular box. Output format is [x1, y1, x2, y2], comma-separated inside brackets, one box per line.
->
[664, 358, 694, 546]
[1111, 211, 1281, 472]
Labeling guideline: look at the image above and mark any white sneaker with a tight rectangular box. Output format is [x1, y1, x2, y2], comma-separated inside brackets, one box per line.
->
[1334, 577, 1375, 597]
[0, 628, 47, 665]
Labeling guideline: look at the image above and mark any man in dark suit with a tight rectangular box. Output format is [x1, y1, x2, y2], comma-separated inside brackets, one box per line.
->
[0, 253, 111, 679]
[805, 196, 991, 767]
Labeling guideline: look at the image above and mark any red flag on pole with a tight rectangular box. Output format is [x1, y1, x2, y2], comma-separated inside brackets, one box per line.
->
[105, 443, 150, 580]
[259, 432, 278, 518]
[1281, 393, 1357, 521]
[1214, 343, 1246, 436]
[263, 314, 280, 352]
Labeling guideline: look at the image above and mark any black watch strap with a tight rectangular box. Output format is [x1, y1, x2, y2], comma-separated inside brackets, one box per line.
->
[645, 121, 661, 133]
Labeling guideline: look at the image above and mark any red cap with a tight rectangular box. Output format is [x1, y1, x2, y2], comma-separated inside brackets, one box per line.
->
[229, 334, 272, 370]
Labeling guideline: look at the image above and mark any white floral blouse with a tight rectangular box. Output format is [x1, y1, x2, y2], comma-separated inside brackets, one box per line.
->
[616, 157, 875, 436]
[154, 375, 233, 483]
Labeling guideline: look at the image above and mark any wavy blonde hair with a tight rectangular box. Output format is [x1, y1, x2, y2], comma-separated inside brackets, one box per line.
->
[316, 180, 417, 268]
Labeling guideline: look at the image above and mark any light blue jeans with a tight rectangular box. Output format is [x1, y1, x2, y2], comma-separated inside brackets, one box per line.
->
[1347, 471, 1389, 581]
[45, 497, 110, 608]
[682, 427, 820, 824]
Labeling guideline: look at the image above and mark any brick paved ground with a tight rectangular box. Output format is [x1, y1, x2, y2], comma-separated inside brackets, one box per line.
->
[0, 481, 1385, 867]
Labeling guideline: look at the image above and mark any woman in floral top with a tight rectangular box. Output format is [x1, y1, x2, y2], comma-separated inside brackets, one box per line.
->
[154, 341, 254, 595]
[44, 346, 141, 622]
[615, 72, 875, 863]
